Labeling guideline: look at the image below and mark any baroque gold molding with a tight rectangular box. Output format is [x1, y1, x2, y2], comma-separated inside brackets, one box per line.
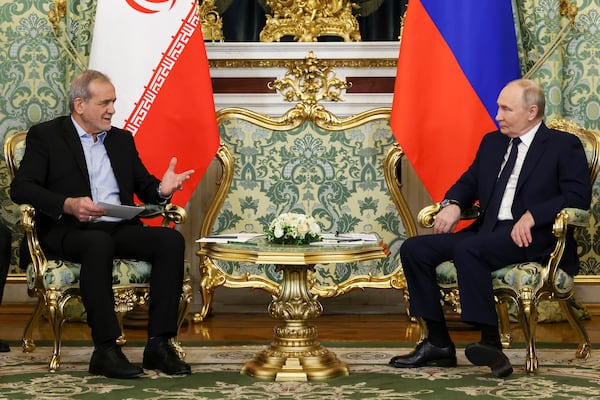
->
[208, 58, 397, 69]
[575, 276, 600, 284]
[198, 0, 224, 42]
[260, 0, 361, 42]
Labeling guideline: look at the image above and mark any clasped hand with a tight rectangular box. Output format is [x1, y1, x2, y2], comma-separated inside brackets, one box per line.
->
[433, 204, 535, 247]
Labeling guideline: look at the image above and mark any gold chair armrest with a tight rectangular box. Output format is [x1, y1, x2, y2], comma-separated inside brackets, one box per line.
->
[139, 203, 187, 227]
[545, 207, 589, 286]
[417, 203, 441, 228]
[553, 207, 590, 235]
[18, 204, 48, 280]
[417, 203, 480, 228]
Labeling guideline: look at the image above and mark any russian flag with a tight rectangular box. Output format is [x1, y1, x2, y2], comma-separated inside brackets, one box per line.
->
[89, 0, 219, 207]
[391, 1, 521, 203]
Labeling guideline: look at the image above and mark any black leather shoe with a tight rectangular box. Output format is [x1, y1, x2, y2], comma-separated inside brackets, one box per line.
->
[143, 339, 191, 376]
[465, 342, 513, 378]
[89, 345, 144, 379]
[0, 339, 10, 352]
[389, 339, 457, 368]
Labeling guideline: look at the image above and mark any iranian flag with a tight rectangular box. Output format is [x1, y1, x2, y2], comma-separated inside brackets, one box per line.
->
[89, 0, 219, 207]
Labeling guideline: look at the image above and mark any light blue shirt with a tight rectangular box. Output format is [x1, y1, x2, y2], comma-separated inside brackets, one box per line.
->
[72, 117, 122, 222]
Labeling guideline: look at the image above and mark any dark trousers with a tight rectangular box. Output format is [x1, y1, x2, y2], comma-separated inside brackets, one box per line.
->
[60, 221, 184, 345]
[400, 224, 528, 327]
[0, 222, 11, 302]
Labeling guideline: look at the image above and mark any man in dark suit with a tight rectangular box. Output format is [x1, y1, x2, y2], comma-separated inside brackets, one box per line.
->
[0, 222, 11, 352]
[389, 79, 592, 378]
[10, 70, 195, 378]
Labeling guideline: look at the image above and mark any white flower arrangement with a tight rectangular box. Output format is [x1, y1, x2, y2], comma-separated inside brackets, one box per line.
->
[266, 212, 322, 245]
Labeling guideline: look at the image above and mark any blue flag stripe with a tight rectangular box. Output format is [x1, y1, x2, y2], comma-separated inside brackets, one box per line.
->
[421, 0, 521, 121]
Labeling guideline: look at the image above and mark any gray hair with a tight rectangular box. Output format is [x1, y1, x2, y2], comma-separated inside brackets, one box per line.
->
[68, 70, 112, 112]
[510, 78, 546, 118]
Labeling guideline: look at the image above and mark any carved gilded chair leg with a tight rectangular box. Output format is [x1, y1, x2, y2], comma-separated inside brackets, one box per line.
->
[495, 299, 512, 349]
[177, 281, 193, 328]
[194, 284, 215, 322]
[22, 296, 43, 353]
[415, 316, 428, 343]
[172, 284, 193, 360]
[47, 302, 65, 372]
[560, 298, 591, 359]
[115, 311, 127, 346]
[402, 289, 414, 321]
[516, 290, 538, 373]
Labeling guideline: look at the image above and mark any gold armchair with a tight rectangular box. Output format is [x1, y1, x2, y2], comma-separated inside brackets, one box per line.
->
[4, 131, 193, 372]
[415, 120, 600, 372]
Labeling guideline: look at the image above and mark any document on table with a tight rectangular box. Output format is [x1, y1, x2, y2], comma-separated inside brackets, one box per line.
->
[96, 202, 144, 219]
[310, 233, 380, 246]
[196, 233, 264, 243]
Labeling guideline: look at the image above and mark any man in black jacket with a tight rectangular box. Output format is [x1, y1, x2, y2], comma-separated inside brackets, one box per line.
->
[389, 79, 592, 378]
[10, 70, 195, 378]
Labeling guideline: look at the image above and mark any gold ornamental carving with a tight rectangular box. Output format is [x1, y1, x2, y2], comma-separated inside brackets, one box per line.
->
[269, 51, 350, 126]
[260, 0, 361, 42]
[198, 0, 224, 42]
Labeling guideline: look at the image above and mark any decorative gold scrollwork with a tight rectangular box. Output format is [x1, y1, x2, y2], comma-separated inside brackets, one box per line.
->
[269, 51, 350, 126]
[260, 0, 361, 42]
[47, 0, 85, 71]
[198, 0, 224, 42]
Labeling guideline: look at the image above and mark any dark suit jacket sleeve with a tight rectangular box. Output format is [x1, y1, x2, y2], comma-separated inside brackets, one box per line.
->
[10, 122, 71, 220]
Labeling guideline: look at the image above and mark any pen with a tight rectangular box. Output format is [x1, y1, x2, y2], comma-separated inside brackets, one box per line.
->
[206, 235, 238, 239]
[229, 241, 257, 245]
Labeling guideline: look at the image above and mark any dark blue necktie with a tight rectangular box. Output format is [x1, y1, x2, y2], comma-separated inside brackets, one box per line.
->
[481, 137, 521, 232]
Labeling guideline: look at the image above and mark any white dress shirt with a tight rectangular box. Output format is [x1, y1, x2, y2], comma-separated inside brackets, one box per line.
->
[497, 122, 541, 221]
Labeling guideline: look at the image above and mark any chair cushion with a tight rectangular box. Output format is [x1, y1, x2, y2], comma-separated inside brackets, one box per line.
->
[435, 261, 574, 294]
[27, 259, 190, 290]
[435, 261, 579, 322]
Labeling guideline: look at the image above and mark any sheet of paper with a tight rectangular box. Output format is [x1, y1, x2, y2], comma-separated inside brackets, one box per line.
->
[196, 233, 264, 243]
[96, 202, 144, 219]
[320, 233, 379, 241]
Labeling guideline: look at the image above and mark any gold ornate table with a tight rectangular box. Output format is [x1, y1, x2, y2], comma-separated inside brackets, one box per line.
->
[197, 237, 389, 381]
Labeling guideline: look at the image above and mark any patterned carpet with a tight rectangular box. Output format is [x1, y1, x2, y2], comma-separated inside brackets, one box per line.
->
[0, 343, 597, 399]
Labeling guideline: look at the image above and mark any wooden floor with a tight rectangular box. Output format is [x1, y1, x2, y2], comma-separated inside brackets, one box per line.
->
[0, 302, 599, 346]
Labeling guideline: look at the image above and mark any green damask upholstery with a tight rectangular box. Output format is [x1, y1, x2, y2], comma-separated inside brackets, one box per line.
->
[4, 132, 193, 372]
[417, 120, 600, 372]
[27, 259, 192, 294]
[197, 107, 417, 320]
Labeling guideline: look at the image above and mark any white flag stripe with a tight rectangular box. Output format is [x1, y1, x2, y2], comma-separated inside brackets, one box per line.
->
[125, 6, 198, 134]
[89, 0, 194, 130]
